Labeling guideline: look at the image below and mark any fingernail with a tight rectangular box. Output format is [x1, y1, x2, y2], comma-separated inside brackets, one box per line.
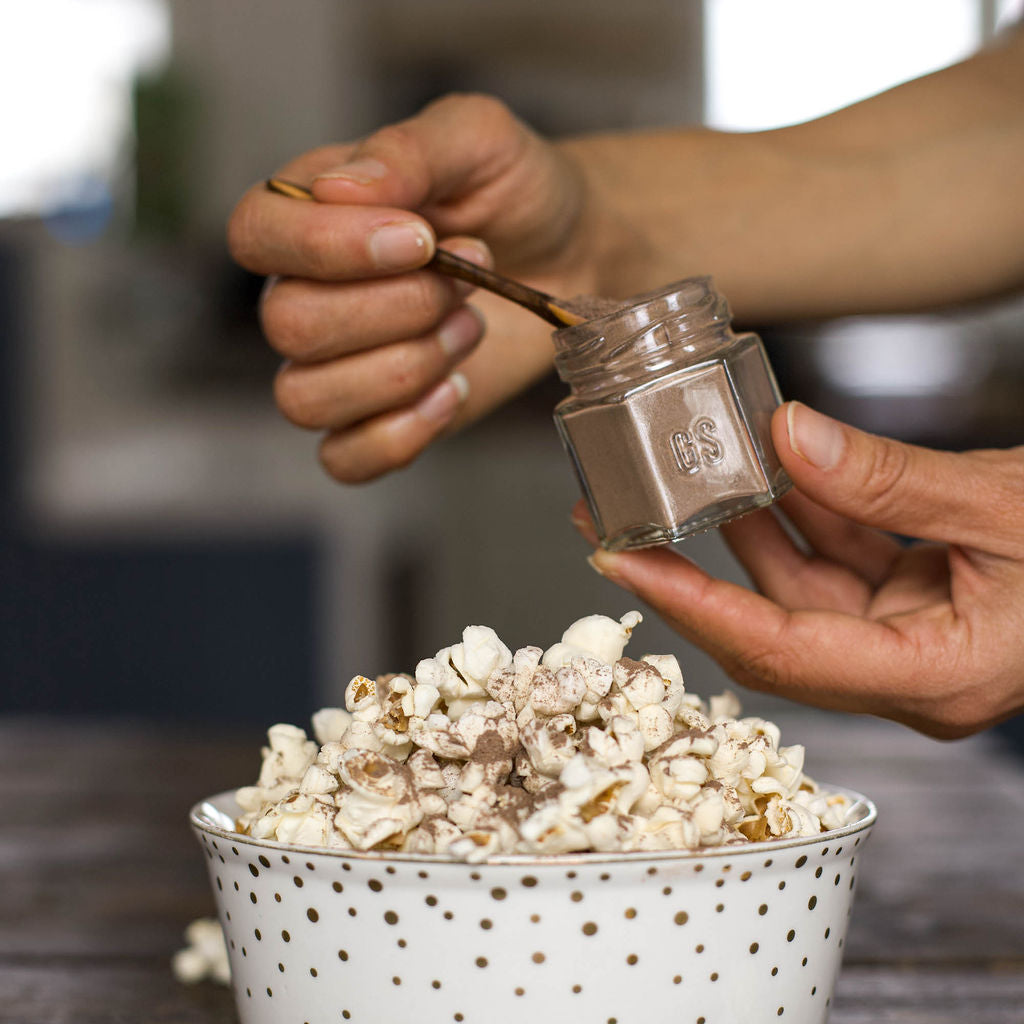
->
[416, 372, 469, 424]
[569, 510, 589, 531]
[259, 274, 279, 305]
[587, 550, 625, 584]
[369, 222, 434, 270]
[787, 401, 845, 470]
[438, 306, 484, 358]
[315, 158, 389, 185]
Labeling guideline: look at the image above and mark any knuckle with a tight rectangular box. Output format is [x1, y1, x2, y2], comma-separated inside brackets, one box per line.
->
[273, 366, 325, 430]
[226, 196, 263, 271]
[401, 271, 449, 325]
[383, 343, 433, 404]
[297, 215, 345, 279]
[260, 287, 313, 359]
[857, 438, 911, 516]
[432, 91, 514, 130]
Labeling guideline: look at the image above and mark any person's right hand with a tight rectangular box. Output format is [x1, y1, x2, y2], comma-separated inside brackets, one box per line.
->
[227, 94, 599, 482]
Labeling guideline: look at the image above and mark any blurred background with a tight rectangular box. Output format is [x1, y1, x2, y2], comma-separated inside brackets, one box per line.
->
[1, 0, 1023, 745]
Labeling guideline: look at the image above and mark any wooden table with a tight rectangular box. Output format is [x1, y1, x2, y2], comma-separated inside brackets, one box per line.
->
[2, 713, 1022, 1023]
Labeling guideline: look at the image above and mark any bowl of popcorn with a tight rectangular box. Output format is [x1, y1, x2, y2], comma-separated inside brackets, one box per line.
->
[190, 612, 875, 1024]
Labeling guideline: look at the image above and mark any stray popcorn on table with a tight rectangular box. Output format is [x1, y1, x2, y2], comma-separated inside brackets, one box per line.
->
[235, 613, 855, 862]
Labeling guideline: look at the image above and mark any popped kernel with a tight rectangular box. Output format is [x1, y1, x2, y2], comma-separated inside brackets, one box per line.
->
[234, 612, 855, 860]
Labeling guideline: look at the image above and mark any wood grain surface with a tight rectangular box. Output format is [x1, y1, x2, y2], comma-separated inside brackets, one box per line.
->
[1, 713, 1021, 1023]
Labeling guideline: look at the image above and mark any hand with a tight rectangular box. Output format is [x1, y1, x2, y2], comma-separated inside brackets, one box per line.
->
[227, 94, 597, 482]
[577, 402, 1024, 738]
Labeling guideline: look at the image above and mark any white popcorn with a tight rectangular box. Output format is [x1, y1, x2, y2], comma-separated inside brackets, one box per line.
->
[709, 690, 742, 721]
[311, 706, 353, 745]
[345, 675, 378, 716]
[649, 748, 709, 804]
[581, 716, 645, 768]
[172, 918, 230, 986]
[529, 666, 587, 716]
[402, 816, 462, 854]
[614, 658, 665, 710]
[333, 749, 423, 850]
[233, 610, 850, 860]
[637, 704, 675, 750]
[452, 625, 513, 686]
[519, 714, 579, 776]
[274, 796, 338, 847]
[299, 763, 340, 796]
[543, 610, 643, 667]
[765, 794, 823, 838]
[641, 653, 686, 718]
[627, 805, 700, 852]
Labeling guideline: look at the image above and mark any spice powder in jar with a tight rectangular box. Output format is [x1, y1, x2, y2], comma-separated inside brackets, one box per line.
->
[552, 276, 791, 551]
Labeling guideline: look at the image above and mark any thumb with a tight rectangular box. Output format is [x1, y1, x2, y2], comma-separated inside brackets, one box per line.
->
[775, 401, 1023, 554]
[309, 95, 529, 215]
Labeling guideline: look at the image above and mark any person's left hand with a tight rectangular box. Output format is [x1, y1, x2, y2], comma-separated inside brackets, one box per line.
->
[574, 401, 1024, 738]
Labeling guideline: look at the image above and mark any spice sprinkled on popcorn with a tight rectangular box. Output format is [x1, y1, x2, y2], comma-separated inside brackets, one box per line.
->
[235, 612, 854, 861]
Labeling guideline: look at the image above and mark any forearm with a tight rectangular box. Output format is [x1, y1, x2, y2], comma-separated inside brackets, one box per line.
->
[562, 26, 1024, 323]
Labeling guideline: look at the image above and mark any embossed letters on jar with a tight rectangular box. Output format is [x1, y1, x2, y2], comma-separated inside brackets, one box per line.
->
[670, 417, 724, 475]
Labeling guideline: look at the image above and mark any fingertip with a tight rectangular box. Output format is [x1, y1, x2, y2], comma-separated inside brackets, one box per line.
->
[587, 549, 627, 585]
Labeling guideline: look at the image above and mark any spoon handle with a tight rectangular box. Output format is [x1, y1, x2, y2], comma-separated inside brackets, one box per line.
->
[265, 177, 584, 328]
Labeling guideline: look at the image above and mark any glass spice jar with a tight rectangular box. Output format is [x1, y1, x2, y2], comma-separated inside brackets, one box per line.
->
[552, 276, 791, 551]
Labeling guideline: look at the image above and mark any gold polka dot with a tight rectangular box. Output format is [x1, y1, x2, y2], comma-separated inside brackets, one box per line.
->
[521, 876, 538, 887]
[368, 879, 383, 892]
[674, 911, 689, 926]
[480, 919, 493, 930]
[570, 891, 583, 902]
[515, 988, 525, 997]
[432, 980, 441, 989]
[624, 908, 637, 919]
[626, 954, 638, 965]
[582, 922, 598, 936]
[307, 908, 319, 923]
[532, 952, 546, 964]
[384, 911, 399, 925]
[491, 887, 507, 901]
[476, 957, 488, 968]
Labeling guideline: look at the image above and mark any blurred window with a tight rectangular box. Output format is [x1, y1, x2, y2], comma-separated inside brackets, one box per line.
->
[0, 0, 169, 220]
[704, 0, 1023, 130]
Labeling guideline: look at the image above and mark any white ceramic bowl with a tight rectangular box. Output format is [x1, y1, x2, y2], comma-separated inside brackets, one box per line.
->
[191, 788, 875, 1024]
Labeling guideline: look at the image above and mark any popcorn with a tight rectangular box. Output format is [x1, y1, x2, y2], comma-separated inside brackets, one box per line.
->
[234, 612, 854, 860]
[172, 918, 230, 986]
